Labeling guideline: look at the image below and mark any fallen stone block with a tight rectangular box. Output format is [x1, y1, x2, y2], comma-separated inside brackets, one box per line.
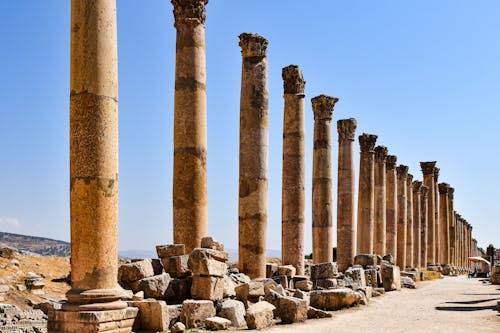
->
[171, 321, 186, 333]
[401, 276, 416, 289]
[205, 316, 231, 330]
[372, 287, 385, 297]
[129, 300, 169, 332]
[151, 258, 164, 275]
[266, 263, 278, 278]
[169, 255, 191, 278]
[421, 270, 443, 281]
[295, 279, 313, 291]
[279, 296, 308, 324]
[382, 254, 395, 265]
[490, 265, 500, 285]
[156, 244, 185, 258]
[246, 301, 275, 330]
[166, 277, 192, 303]
[201, 236, 224, 251]
[273, 275, 288, 289]
[235, 280, 265, 307]
[309, 288, 361, 311]
[218, 299, 246, 328]
[277, 265, 296, 278]
[138, 273, 172, 299]
[118, 259, 155, 284]
[190, 248, 229, 263]
[293, 289, 310, 306]
[181, 299, 216, 328]
[191, 275, 224, 300]
[381, 263, 401, 291]
[345, 267, 366, 288]
[354, 254, 378, 267]
[222, 274, 236, 298]
[307, 306, 332, 319]
[188, 254, 227, 277]
[364, 267, 379, 288]
[311, 262, 338, 280]
[315, 278, 337, 289]
[401, 271, 418, 282]
[168, 304, 182, 328]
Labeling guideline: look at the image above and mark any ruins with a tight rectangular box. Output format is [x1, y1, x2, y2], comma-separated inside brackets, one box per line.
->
[45, 0, 487, 332]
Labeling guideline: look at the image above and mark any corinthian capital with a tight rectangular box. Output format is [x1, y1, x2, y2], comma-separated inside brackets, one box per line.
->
[374, 145, 388, 163]
[448, 186, 455, 198]
[337, 118, 357, 142]
[282, 65, 305, 94]
[311, 95, 338, 121]
[386, 155, 397, 170]
[396, 165, 409, 179]
[359, 133, 377, 153]
[172, 0, 208, 26]
[239, 33, 268, 58]
[412, 180, 423, 193]
[438, 182, 449, 194]
[406, 173, 414, 186]
[421, 185, 429, 198]
[420, 161, 436, 175]
[433, 167, 440, 181]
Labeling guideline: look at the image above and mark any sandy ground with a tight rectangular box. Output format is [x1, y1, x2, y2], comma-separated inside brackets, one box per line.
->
[261, 276, 500, 333]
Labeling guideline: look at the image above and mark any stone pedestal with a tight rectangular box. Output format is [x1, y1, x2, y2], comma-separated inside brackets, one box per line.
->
[357, 133, 378, 254]
[405, 174, 414, 268]
[336, 118, 357, 271]
[48, 308, 138, 333]
[373, 146, 388, 257]
[281, 65, 306, 275]
[238, 33, 269, 278]
[396, 165, 408, 269]
[438, 183, 450, 266]
[420, 185, 429, 268]
[433, 168, 440, 264]
[385, 155, 398, 257]
[312, 95, 338, 263]
[412, 181, 422, 268]
[420, 162, 436, 265]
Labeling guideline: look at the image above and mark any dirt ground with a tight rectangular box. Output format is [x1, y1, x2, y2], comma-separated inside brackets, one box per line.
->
[261, 276, 500, 333]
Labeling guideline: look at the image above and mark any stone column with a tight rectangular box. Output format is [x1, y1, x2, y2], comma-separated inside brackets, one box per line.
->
[420, 161, 436, 266]
[385, 155, 398, 257]
[337, 118, 357, 271]
[405, 174, 414, 269]
[49, 1, 138, 331]
[433, 167, 440, 264]
[312, 95, 338, 264]
[420, 185, 429, 268]
[448, 187, 455, 266]
[438, 183, 450, 265]
[412, 181, 422, 268]
[396, 165, 408, 269]
[373, 146, 388, 257]
[238, 33, 269, 278]
[455, 213, 460, 269]
[357, 133, 377, 254]
[281, 65, 306, 275]
[458, 216, 463, 269]
[172, 0, 209, 252]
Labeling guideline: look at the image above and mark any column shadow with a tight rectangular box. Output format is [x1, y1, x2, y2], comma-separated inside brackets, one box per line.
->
[435, 305, 497, 312]
[445, 298, 498, 305]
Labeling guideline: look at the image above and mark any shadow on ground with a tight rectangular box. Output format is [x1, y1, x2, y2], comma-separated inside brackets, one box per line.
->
[435, 305, 497, 312]
[445, 298, 498, 305]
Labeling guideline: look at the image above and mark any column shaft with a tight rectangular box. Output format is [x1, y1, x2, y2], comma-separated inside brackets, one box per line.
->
[448, 189, 455, 266]
[412, 181, 422, 268]
[337, 118, 357, 271]
[385, 155, 398, 257]
[421, 162, 436, 266]
[238, 33, 269, 278]
[396, 165, 408, 269]
[438, 183, 450, 265]
[405, 174, 414, 268]
[373, 146, 388, 256]
[281, 65, 306, 275]
[420, 186, 429, 268]
[312, 95, 338, 263]
[434, 168, 440, 264]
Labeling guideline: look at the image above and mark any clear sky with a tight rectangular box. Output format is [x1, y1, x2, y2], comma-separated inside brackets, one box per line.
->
[0, 1, 498, 254]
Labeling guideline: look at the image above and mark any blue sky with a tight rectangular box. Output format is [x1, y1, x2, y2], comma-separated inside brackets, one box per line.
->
[0, 1, 498, 253]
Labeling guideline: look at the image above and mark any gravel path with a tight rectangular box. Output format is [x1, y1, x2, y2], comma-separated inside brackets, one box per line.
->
[260, 276, 500, 333]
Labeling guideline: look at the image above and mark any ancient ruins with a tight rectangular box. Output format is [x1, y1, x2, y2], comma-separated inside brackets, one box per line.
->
[43, 0, 489, 332]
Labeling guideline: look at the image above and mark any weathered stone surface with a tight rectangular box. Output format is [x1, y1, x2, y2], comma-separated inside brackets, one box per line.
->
[118, 260, 155, 284]
[401, 271, 418, 282]
[490, 265, 500, 285]
[138, 273, 171, 299]
[279, 296, 308, 324]
[235, 281, 265, 307]
[246, 301, 275, 330]
[191, 248, 229, 263]
[354, 254, 378, 268]
[181, 300, 216, 328]
[166, 277, 192, 303]
[364, 268, 379, 288]
[401, 276, 416, 289]
[311, 262, 338, 280]
[169, 255, 191, 278]
[217, 299, 246, 328]
[381, 263, 401, 291]
[0, 247, 15, 259]
[277, 265, 296, 278]
[383, 254, 395, 265]
[295, 279, 313, 291]
[151, 258, 164, 275]
[171, 321, 186, 333]
[156, 244, 186, 258]
[129, 300, 169, 332]
[266, 263, 278, 278]
[307, 306, 332, 319]
[188, 252, 227, 277]
[168, 304, 182, 328]
[273, 275, 288, 289]
[293, 289, 310, 305]
[345, 267, 367, 288]
[372, 287, 384, 297]
[191, 275, 224, 300]
[201, 237, 224, 251]
[205, 316, 231, 330]
[222, 275, 236, 298]
[309, 288, 361, 310]
[315, 278, 337, 289]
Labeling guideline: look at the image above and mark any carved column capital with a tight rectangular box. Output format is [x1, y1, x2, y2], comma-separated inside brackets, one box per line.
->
[337, 118, 357, 142]
[172, 0, 208, 26]
[396, 165, 409, 179]
[386, 155, 397, 170]
[438, 182, 449, 194]
[374, 145, 388, 162]
[420, 161, 437, 175]
[421, 185, 429, 198]
[282, 65, 305, 94]
[239, 33, 268, 58]
[434, 167, 440, 181]
[412, 180, 423, 193]
[358, 133, 377, 153]
[311, 95, 338, 121]
[406, 173, 414, 186]
[448, 186, 455, 198]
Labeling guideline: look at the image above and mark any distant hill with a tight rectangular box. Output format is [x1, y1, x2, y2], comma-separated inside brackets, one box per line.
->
[0, 231, 70, 257]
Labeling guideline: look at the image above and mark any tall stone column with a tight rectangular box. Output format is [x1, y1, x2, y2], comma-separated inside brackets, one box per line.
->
[238, 33, 269, 278]
[357, 133, 377, 254]
[396, 165, 408, 269]
[455, 213, 460, 269]
[385, 155, 398, 257]
[172, 0, 209, 252]
[312, 95, 338, 264]
[433, 167, 440, 264]
[438, 183, 450, 265]
[373, 146, 388, 256]
[337, 118, 357, 271]
[420, 185, 429, 268]
[412, 181, 422, 268]
[405, 174, 414, 268]
[49, 1, 137, 331]
[420, 161, 436, 266]
[281, 65, 306, 275]
[448, 188, 455, 266]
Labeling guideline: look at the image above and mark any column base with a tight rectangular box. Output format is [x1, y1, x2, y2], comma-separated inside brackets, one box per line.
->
[48, 307, 138, 333]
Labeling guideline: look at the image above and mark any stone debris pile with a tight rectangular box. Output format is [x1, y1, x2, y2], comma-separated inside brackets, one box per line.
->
[0, 304, 47, 333]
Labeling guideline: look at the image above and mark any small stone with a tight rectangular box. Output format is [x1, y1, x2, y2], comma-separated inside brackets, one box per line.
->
[205, 316, 231, 330]
[118, 259, 155, 284]
[246, 301, 275, 330]
[10, 259, 20, 267]
[181, 299, 216, 328]
[218, 299, 246, 328]
[311, 262, 338, 280]
[201, 237, 224, 251]
[277, 265, 296, 278]
[168, 304, 182, 328]
[307, 306, 332, 319]
[373, 287, 385, 296]
[401, 276, 416, 289]
[309, 288, 361, 310]
[0, 285, 10, 293]
[191, 275, 224, 300]
[279, 296, 308, 324]
[295, 279, 313, 291]
[0, 247, 15, 259]
[171, 321, 186, 333]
